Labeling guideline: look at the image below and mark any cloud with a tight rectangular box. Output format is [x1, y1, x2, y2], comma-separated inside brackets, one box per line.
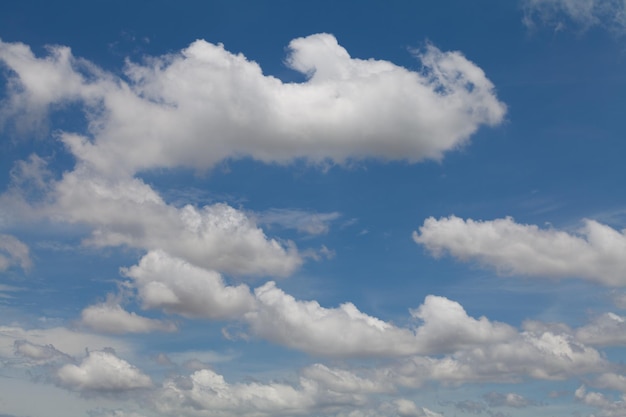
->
[387, 328, 607, 387]
[155, 365, 437, 417]
[80, 302, 177, 334]
[52, 172, 302, 278]
[414, 216, 626, 286]
[13, 340, 71, 364]
[0, 234, 31, 271]
[255, 209, 341, 235]
[576, 312, 626, 346]
[482, 392, 533, 408]
[522, 0, 626, 32]
[244, 282, 515, 357]
[0, 34, 505, 176]
[575, 385, 626, 417]
[0, 326, 132, 360]
[56, 350, 152, 392]
[123, 250, 256, 319]
[117, 252, 516, 358]
[410, 295, 516, 353]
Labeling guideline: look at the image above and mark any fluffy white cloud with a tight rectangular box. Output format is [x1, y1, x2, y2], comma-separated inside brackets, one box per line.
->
[80, 302, 177, 334]
[414, 216, 626, 286]
[56, 350, 152, 392]
[52, 172, 302, 277]
[0, 34, 505, 176]
[123, 250, 256, 319]
[0, 234, 31, 271]
[410, 295, 516, 353]
[155, 365, 435, 417]
[522, 0, 626, 31]
[245, 282, 515, 357]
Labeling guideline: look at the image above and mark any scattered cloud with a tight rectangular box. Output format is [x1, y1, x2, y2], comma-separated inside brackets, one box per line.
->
[414, 216, 626, 286]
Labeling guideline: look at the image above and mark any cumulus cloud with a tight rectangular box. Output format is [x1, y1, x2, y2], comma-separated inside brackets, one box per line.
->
[118, 251, 516, 358]
[50, 172, 302, 278]
[56, 350, 152, 392]
[522, 0, 626, 31]
[154, 365, 436, 417]
[410, 295, 516, 353]
[80, 301, 177, 334]
[388, 328, 607, 387]
[0, 34, 505, 175]
[0, 234, 31, 271]
[244, 282, 515, 357]
[414, 216, 626, 286]
[123, 250, 256, 319]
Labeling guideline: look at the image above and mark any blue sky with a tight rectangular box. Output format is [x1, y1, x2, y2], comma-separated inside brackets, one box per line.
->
[1, 1, 626, 416]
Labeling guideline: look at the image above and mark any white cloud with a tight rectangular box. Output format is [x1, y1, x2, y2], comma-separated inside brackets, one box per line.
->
[522, 0, 626, 31]
[80, 302, 177, 334]
[52, 172, 302, 278]
[0, 34, 505, 176]
[123, 250, 256, 319]
[244, 282, 515, 357]
[0, 234, 31, 271]
[57, 350, 152, 392]
[414, 216, 626, 286]
[410, 295, 516, 353]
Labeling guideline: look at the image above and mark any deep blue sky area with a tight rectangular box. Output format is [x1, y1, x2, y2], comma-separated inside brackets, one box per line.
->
[1, 2, 626, 417]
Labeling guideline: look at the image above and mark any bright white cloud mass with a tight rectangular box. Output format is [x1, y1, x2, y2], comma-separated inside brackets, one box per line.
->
[0, 2, 625, 417]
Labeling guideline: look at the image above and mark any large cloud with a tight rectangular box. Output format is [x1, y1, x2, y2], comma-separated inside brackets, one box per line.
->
[245, 282, 515, 357]
[0, 34, 505, 175]
[414, 216, 626, 286]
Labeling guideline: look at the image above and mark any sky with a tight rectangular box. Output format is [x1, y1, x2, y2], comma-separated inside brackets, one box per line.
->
[1, 0, 626, 416]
